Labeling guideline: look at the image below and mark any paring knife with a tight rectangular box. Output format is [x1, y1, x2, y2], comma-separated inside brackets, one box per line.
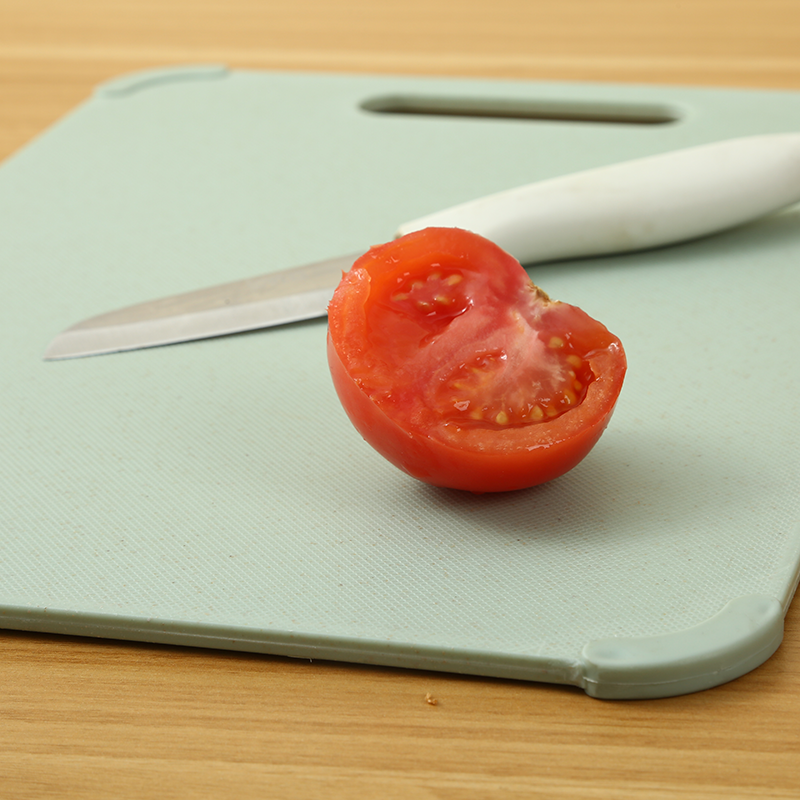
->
[44, 133, 800, 360]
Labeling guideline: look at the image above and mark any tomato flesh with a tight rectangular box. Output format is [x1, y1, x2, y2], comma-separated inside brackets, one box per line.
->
[327, 227, 626, 493]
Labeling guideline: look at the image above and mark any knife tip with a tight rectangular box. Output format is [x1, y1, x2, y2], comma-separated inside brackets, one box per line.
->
[42, 336, 72, 361]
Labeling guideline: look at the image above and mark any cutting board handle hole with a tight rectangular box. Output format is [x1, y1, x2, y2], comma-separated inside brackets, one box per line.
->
[360, 95, 680, 125]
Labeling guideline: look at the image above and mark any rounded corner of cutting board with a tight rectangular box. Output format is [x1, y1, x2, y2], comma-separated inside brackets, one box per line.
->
[94, 64, 230, 99]
[578, 594, 784, 700]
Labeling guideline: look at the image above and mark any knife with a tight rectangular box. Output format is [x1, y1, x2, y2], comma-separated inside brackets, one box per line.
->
[44, 133, 800, 360]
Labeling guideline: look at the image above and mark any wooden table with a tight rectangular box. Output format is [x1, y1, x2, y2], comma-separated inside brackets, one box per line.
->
[2, 1, 799, 797]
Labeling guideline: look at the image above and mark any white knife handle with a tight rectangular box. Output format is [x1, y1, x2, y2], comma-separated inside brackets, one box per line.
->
[396, 134, 800, 264]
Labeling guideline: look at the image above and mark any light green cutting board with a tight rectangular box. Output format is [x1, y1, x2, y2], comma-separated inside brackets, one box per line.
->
[2, 66, 800, 699]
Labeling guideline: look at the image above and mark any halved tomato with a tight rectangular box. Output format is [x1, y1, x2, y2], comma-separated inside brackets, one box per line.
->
[327, 227, 626, 493]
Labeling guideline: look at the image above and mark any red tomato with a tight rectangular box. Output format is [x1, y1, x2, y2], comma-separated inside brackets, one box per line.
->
[327, 227, 626, 493]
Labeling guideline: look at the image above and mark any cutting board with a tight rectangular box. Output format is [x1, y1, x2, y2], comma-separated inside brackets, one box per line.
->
[2, 66, 800, 699]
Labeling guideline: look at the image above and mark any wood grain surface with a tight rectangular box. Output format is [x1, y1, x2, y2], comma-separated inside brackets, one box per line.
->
[2, 1, 800, 797]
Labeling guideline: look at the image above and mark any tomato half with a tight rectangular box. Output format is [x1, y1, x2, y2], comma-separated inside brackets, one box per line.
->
[327, 227, 626, 493]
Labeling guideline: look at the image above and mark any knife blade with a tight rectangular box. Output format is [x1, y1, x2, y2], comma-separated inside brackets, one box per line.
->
[44, 133, 800, 360]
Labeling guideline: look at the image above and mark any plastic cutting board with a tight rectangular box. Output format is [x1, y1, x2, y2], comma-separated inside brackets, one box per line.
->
[2, 66, 800, 699]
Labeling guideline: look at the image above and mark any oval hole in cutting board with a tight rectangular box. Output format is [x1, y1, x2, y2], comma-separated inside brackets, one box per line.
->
[361, 94, 680, 125]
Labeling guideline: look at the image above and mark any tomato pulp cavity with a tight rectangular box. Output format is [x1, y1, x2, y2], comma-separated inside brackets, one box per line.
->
[327, 227, 626, 493]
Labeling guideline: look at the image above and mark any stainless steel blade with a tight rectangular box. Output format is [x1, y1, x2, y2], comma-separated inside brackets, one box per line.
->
[43, 252, 357, 360]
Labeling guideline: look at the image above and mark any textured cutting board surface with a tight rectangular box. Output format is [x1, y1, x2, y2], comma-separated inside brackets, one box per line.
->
[2, 67, 800, 698]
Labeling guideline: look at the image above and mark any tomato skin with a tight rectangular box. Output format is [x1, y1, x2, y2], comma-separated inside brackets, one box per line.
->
[327, 228, 626, 493]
